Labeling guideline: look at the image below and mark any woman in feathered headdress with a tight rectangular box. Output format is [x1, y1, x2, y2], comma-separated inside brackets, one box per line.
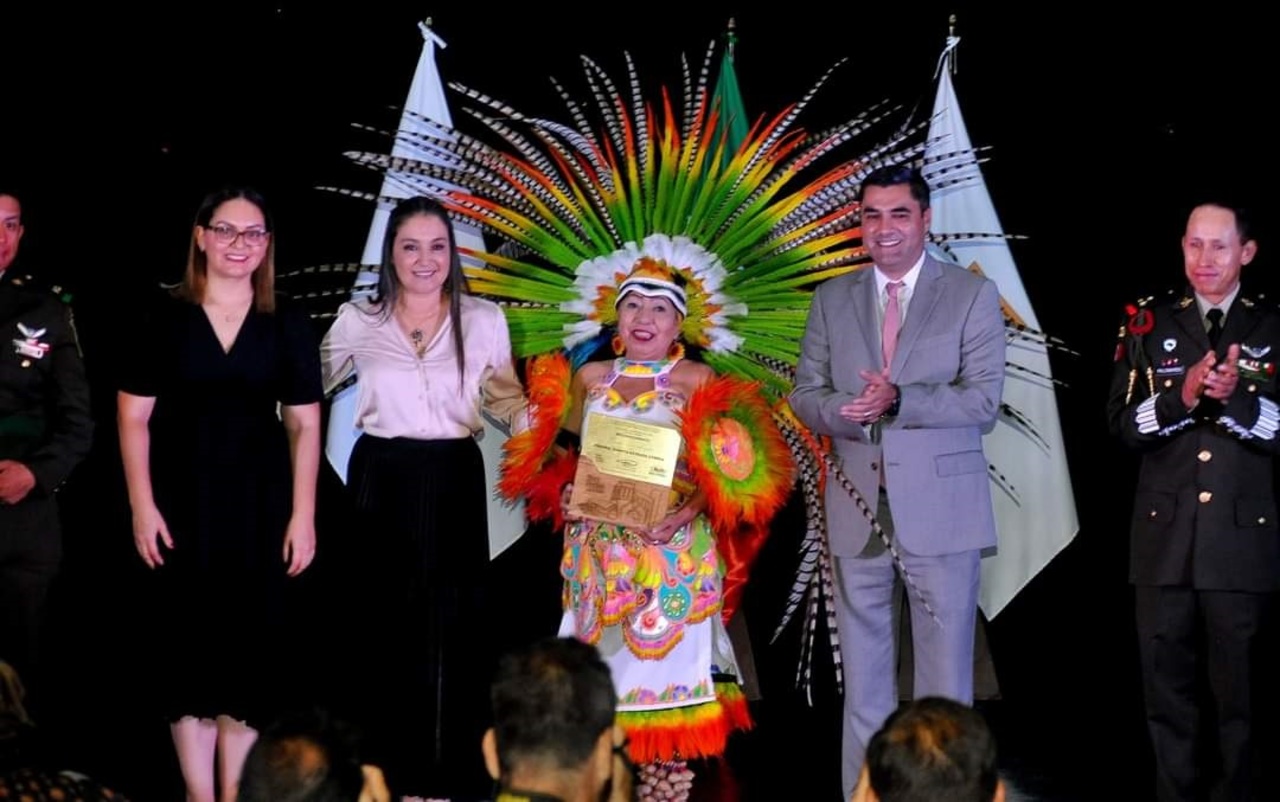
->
[501, 254, 792, 798]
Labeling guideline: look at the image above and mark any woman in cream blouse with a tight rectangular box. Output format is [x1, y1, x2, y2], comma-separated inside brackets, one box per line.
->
[321, 196, 526, 802]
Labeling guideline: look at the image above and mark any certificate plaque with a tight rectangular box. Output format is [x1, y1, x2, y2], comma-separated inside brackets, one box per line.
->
[567, 412, 682, 529]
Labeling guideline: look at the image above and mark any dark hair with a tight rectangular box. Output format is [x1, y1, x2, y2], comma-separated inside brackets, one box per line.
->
[858, 164, 931, 211]
[0, 187, 23, 210]
[864, 697, 999, 802]
[0, 190, 22, 226]
[490, 637, 617, 778]
[373, 196, 471, 385]
[238, 709, 366, 802]
[179, 185, 277, 313]
[1191, 199, 1255, 245]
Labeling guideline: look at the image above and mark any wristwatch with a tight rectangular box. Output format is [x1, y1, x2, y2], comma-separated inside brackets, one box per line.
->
[884, 384, 901, 418]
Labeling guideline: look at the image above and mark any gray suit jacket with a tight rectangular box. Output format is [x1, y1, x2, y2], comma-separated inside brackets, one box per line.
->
[790, 255, 1006, 557]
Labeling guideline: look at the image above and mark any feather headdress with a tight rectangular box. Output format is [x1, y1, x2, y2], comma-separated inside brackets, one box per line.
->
[339, 42, 930, 391]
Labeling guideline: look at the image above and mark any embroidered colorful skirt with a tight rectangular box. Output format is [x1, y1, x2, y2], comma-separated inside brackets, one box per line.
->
[558, 515, 751, 764]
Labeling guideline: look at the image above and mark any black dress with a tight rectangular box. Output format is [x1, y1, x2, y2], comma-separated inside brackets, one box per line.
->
[119, 292, 322, 727]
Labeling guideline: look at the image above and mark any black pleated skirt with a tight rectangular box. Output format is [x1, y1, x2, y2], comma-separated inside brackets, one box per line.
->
[346, 433, 494, 801]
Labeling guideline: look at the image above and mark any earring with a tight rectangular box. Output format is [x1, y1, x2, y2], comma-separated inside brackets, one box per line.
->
[612, 334, 625, 356]
[667, 341, 685, 360]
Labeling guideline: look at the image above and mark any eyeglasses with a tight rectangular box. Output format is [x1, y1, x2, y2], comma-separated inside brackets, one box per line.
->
[205, 223, 270, 247]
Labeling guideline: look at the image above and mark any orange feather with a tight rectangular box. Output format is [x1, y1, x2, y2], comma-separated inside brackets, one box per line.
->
[497, 352, 572, 505]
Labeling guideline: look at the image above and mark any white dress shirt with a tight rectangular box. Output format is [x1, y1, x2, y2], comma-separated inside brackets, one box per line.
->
[873, 251, 927, 325]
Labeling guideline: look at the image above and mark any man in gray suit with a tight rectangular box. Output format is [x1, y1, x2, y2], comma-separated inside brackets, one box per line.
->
[790, 165, 1006, 800]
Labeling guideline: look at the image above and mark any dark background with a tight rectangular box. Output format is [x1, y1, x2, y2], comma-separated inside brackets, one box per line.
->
[4, 2, 1276, 799]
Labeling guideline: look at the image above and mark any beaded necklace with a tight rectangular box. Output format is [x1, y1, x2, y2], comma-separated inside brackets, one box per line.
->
[609, 356, 680, 390]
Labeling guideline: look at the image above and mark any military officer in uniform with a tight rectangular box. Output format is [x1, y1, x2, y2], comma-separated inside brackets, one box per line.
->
[1108, 199, 1276, 802]
[0, 191, 93, 714]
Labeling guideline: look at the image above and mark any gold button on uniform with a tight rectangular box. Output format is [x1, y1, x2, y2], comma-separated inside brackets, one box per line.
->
[1248, 383, 1258, 393]
[1164, 379, 1174, 389]
[1197, 450, 1212, 463]
[1259, 517, 1268, 525]
[1199, 491, 1213, 504]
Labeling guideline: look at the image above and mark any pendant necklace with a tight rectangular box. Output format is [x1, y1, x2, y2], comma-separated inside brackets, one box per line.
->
[400, 298, 445, 360]
[404, 310, 440, 359]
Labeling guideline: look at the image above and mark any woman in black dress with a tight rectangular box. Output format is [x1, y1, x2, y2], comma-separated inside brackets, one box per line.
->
[117, 186, 323, 802]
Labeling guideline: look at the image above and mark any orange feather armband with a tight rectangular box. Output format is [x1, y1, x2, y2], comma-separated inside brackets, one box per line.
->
[498, 352, 578, 527]
[680, 376, 796, 623]
[680, 375, 795, 533]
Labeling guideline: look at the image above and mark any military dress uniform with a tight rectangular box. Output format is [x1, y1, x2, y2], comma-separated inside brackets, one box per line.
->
[1107, 287, 1280, 802]
[0, 270, 92, 697]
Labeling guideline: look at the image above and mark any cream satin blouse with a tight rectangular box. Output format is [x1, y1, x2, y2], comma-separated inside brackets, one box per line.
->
[321, 294, 527, 440]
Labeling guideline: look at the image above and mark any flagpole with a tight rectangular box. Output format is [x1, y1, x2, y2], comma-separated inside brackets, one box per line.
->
[325, 18, 528, 558]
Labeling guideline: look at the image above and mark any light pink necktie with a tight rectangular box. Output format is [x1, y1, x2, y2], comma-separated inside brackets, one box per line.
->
[881, 281, 903, 373]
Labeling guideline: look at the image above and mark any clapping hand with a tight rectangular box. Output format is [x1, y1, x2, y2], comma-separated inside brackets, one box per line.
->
[0, 460, 36, 505]
[1203, 343, 1240, 401]
[839, 368, 896, 425]
[1182, 344, 1240, 409]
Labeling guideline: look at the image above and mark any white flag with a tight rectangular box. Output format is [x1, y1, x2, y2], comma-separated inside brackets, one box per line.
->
[326, 21, 528, 558]
[924, 36, 1078, 617]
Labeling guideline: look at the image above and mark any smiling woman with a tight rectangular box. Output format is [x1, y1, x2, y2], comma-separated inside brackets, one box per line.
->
[319, 195, 529, 801]
[115, 185, 324, 802]
[391, 213, 452, 358]
[491, 257, 794, 802]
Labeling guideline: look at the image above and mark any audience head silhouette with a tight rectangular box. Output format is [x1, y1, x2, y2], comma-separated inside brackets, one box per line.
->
[239, 709, 388, 802]
[853, 697, 1003, 802]
[484, 637, 632, 802]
